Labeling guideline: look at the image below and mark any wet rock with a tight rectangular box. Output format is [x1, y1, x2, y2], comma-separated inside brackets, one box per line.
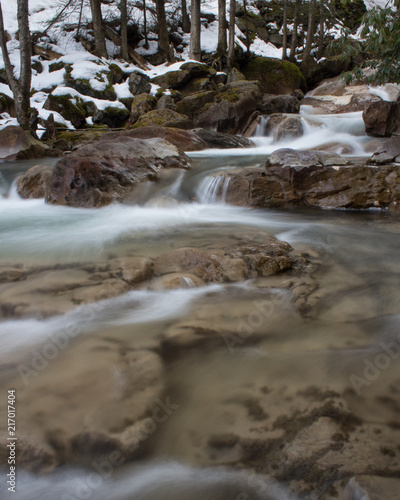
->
[133, 108, 193, 129]
[114, 257, 154, 285]
[0, 126, 48, 161]
[224, 149, 400, 210]
[128, 71, 151, 95]
[148, 272, 205, 290]
[259, 94, 300, 114]
[192, 128, 254, 149]
[45, 136, 190, 208]
[363, 100, 400, 137]
[273, 115, 303, 141]
[343, 475, 400, 500]
[17, 164, 53, 199]
[369, 136, 400, 164]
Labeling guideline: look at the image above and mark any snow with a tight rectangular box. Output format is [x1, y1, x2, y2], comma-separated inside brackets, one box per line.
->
[250, 39, 283, 59]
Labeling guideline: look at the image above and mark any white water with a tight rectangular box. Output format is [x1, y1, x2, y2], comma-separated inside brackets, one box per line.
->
[1, 105, 400, 500]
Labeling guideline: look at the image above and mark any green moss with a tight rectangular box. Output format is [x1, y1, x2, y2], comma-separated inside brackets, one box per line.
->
[242, 56, 306, 94]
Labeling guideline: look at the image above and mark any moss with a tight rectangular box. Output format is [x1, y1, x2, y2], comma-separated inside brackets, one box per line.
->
[64, 65, 116, 101]
[49, 61, 65, 73]
[132, 109, 192, 129]
[43, 93, 87, 129]
[242, 56, 306, 94]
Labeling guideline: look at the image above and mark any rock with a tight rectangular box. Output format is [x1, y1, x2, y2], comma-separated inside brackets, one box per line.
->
[273, 116, 303, 141]
[369, 136, 400, 164]
[363, 100, 400, 137]
[0, 92, 15, 115]
[227, 68, 246, 83]
[343, 475, 400, 500]
[151, 69, 191, 90]
[155, 94, 178, 111]
[17, 164, 53, 199]
[115, 257, 154, 285]
[64, 66, 116, 101]
[132, 109, 193, 129]
[43, 92, 87, 129]
[0, 126, 48, 161]
[148, 272, 205, 290]
[180, 61, 216, 79]
[223, 148, 400, 210]
[130, 93, 157, 123]
[92, 105, 130, 128]
[179, 81, 262, 134]
[242, 56, 306, 95]
[128, 71, 151, 95]
[192, 128, 254, 149]
[180, 77, 216, 96]
[259, 94, 300, 114]
[45, 136, 190, 208]
[108, 63, 125, 84]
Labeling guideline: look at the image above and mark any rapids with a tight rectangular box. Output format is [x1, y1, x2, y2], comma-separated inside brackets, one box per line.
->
[1, 106, 400, 500]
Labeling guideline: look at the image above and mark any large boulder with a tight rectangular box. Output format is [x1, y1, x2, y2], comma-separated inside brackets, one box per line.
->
[0, 126, 47, 161]
[177, 81, 262, 134]
[363, 100, 400, 137]
[45, 136, 190, 208]
[64, 65, 116, 101]
[17, 164, 53, 198]
[223, 148, 400, 210]
[128, 71, 151, 95]
[369, 136, 400, 164]
[132, 109, 193, 129]
[241, 56, 306, 95]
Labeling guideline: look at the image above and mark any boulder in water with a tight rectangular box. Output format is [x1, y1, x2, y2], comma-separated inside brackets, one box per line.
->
[45, 136, 190, 208]
[363, 100, 400, 137]
[17, 164, 53, 199]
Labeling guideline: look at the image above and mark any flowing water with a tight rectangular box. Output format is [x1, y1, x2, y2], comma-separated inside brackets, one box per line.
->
[1, 108, 400, 500]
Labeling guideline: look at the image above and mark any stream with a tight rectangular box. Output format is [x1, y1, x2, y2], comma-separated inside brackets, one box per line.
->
[1, 106, 400, 500]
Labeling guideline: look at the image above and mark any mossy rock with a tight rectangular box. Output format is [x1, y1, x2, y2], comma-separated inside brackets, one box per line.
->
[49, 61, 65, 73]
[64, 65, 116, 101]
[128, 71, 151, 95]
[227, 68, 246, 83]
[109, 63, 125, 84]
[32, 60, 43, 74]
[93, 106, 130, 128]
[180, 77, 216, 96]
[151, 70, 191, 90]
[132, 109, 193, 129]
[176, 90, 217, 118]
[43, 92, 87, 129]
[130, 93, 157, 123]
[242, 56, 306, 95]
[180, 62, 217, 79]
[0, 93, 15, 115]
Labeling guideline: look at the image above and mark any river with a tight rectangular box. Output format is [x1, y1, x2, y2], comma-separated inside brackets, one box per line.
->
[1, 106, 400, 499]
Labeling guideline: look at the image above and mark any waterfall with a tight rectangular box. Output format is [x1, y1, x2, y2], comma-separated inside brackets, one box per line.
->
[196, 175, 231, 204]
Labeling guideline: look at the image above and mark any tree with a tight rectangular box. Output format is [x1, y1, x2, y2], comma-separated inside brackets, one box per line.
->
[89, 0, 108, 58]
[0, 0, 32, 130]
[181, 0, 190, 33]
[282, 0, 288, 60]
[190, 0, 201, 61]
[227, 0, 235, 68]
[302, 0, 316, 77]
[155, 0, 172, 62]
[217, 0, 227, 57]
[120, 0, 129, 61]
[317, 0, 325, 60]
[289, 0, 300, 61]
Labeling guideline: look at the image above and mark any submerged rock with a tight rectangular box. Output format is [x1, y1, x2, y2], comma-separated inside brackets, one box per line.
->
[45, 136, 190, 208]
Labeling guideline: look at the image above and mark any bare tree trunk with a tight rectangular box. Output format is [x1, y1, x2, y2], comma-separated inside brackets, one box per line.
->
[120, 0, 129, 60]
[289, 0, 300, 61]
[155, 0, 172, 62]
[76, 0, 84, 41]
[302, 0, 316, 76]
[217, 0, 227, 57]
[0, 0, 32, 130]
[227, 0, 235, 68]
[282, 0, 288, 60]
[317, 0, 324, 60]
[243, 0, 251, 54]
[181, 0, 190, 33]
[89, 0, 108, 58]
[143, 0, 149, 49]
[190, 0, 201, 61]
